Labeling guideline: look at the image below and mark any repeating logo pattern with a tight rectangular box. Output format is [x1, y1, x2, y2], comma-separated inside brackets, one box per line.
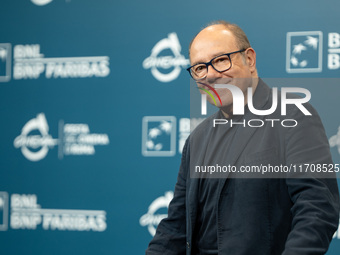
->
[142, 116, 176, 156]
[14, 113, 58, 161]
[286, 31, 323, 73]
[143, 33, 189, 82]
[0, 43, 110, 82]
[139, 191, 173, 236]
[0, 44, 11, 82]
[14, 113, 110, 161]
[0, 193, 106, 232]
[141, 116, 204, 157]
[0, 192, 9, 231]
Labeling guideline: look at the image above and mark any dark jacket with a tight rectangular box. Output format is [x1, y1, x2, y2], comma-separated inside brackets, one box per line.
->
[146, 79, 340, 255]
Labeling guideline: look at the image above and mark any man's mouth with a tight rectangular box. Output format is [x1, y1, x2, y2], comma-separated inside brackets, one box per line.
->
[198, 79, 233, 89]
[197, 81, 223, 106]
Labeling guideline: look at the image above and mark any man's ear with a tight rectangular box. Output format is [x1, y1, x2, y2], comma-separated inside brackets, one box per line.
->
[245, 48, 256, 73]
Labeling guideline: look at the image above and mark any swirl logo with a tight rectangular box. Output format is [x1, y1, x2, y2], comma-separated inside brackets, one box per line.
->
[14, 113, 58, 161]
[140, 191, 173, 236]
[143, 33, 189, 83]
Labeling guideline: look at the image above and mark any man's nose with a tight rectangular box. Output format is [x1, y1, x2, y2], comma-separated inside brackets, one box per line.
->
[206, 65, 221, 83]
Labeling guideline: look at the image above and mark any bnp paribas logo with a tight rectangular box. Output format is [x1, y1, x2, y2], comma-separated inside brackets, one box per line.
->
[141, 116, 176, 156]
[286, 31, 323, 73]
[0, 44, 11, 82]
[0, 192, 9, 231]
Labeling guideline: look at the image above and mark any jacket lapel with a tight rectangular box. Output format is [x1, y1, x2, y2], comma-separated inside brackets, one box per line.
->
[216, 79, 272, 196]
[187, 79, 273, 238]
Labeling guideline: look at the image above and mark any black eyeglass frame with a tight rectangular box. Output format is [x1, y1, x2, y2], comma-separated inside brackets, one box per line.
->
[186, 48, 247, 80]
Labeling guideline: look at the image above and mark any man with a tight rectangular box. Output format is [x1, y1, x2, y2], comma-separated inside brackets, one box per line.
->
[146, 21, 340, 255]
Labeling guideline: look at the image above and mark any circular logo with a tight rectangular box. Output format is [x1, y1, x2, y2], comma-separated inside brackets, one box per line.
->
[139, 191, 174, 236]
[143, 33, 189, 83]
[14, 113, 58, 161]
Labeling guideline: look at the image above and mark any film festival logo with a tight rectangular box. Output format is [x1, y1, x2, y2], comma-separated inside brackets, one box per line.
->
[13, 113, 110, 162]
[139, 191, 173, 236]
[13, 113, 58, 162]
[143, 33, 190, 83]
[286, 31, 323, 73]
[142, 116, 176, 157]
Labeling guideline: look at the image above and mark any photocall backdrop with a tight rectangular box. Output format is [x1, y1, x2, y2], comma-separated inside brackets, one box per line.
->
[0, 0, 340, 254]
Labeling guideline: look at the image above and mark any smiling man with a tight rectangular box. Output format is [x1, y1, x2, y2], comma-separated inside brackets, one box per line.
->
[188, 23, 258, 118]
[146, 21, 339, 255]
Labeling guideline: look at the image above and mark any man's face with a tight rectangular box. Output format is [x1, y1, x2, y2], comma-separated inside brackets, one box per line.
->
[189, 25, 257, 116]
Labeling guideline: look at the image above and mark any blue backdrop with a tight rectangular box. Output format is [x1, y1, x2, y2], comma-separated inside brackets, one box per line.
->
[0, 0, 340, 254]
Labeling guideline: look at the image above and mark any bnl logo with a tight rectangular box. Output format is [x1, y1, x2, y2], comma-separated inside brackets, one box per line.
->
[0, 43, 11, 82]
[142, 116, 176, 156]
[286, 31, 322, 73]
[0, 192, 9, 231]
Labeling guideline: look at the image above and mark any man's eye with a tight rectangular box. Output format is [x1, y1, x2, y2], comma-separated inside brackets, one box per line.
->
[215, 57, 229, 63]
[194, 65, 205, 73]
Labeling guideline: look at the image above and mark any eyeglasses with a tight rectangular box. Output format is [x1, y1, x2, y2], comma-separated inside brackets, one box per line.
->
[187, 49, 247, 80]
